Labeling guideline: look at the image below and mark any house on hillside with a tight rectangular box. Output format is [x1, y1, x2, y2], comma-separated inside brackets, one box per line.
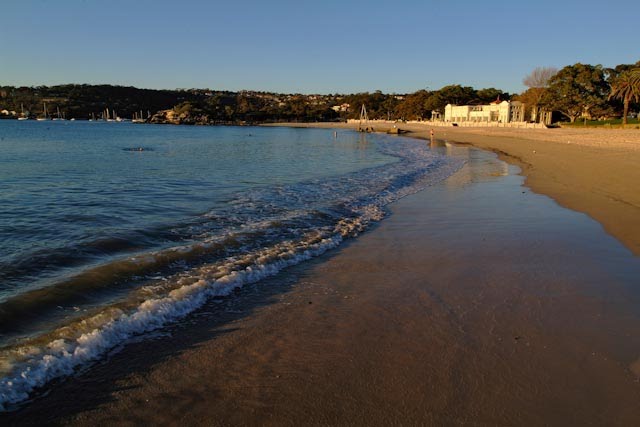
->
[331, 103, 350, 112]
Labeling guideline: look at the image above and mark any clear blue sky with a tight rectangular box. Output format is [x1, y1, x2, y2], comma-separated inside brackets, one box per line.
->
[1, 0, 638, 94]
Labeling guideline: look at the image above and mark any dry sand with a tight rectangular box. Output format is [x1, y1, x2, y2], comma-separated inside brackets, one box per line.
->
[4, 128, 640, 426]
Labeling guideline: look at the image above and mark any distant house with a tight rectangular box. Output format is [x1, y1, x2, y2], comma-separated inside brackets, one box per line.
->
[331, 103, 350, 112]
[444, 100, 525, 124]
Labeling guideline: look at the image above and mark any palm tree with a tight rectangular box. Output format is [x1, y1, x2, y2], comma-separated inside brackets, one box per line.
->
[608, 68, 640, 125]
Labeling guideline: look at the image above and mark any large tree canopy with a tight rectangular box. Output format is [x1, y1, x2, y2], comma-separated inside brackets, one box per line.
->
[541, 63, 610, 122]
[395, 90, 431, 120]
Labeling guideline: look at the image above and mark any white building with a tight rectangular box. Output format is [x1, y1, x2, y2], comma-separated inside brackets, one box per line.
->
[331, 103, 350, 112]
[444, 100, 525, 124]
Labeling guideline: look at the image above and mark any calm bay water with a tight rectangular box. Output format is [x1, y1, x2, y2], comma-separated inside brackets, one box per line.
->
[1, 122, 393, 300]
[0, 120, 462, 409]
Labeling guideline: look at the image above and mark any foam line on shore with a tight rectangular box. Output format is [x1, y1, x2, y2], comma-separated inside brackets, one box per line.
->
[0, 134, 464, 411]
[0, 231, 343, 410]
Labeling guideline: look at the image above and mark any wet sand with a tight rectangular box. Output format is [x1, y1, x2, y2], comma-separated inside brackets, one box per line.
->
[268, 122, 640, 256]
[4, 142, 640, 426]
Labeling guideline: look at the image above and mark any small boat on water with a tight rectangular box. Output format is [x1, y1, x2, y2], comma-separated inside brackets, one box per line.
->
[132, 110, 145, 123]
[105, 108, 116, 122]
[36, 102, 50, 121]
[17, 104, 29, 120]
[52, 106, 67, 121]
[114, 110, 127, 122]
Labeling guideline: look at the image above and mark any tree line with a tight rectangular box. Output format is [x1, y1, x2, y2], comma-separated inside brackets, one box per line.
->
[0, 84, 187, 120]
[0, 85, 344, 123]
[519, 61, 640, 123]
[343, 60, 640, 124]
[1, 59, 638, 124]
[341, 87, 509, 122]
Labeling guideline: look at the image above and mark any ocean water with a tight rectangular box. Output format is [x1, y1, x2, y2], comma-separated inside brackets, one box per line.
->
[0, 121, 462, 409]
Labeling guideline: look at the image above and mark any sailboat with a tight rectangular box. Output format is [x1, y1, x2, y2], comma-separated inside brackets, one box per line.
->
[52, 106, 66, 121]
[36, 102, 50, 121]
[132, 110, 145, 123]
[105, 108, 115, 122]
[17, 104, 29, 120]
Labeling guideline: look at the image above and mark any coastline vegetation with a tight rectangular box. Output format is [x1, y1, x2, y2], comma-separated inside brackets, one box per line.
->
[558, 118, 640, 128]
[0, 60, 638, 125]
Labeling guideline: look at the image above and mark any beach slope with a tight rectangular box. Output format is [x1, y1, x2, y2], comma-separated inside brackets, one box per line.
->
[270, 123, 640, 256]
[4, 144, 640, 426]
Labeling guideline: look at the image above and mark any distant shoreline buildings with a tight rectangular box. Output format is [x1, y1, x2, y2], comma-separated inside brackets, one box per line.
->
[438, 99, 551, 125]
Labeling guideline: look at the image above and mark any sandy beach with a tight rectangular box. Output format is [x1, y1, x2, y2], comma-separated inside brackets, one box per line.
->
[3, 127, 640, 426]
[270, 122, 640, 256]
[6, 0, 640, 424]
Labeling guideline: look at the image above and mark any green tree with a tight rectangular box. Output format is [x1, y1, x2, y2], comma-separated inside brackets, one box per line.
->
[343, 91, 394, 120]
[435, 85, 476, 106]
[608, 68, 640, 124]
[380, 96, 401, 120]
[395, 90, 430, 120]
[421, 85, 476, 115]
[173, 101, 195, 116]
[475, 88, 508, 104]
[541, 63, 609, 122]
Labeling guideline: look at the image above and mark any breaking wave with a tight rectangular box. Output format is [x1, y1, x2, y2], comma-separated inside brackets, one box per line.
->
[0, 134, 463, 411]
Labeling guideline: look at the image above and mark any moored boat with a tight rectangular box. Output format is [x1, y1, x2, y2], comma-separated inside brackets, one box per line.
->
[36, 102, 50, 121]
[18, 104, 29, 120]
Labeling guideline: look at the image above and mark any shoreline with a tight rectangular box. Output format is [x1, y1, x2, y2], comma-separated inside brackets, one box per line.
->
[3, 127, 640, 425]
[5, 141, 640, 425]
[265, 122, 640, 256]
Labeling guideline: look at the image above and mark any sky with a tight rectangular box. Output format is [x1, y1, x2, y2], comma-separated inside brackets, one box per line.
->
[1, 0, 639, 94]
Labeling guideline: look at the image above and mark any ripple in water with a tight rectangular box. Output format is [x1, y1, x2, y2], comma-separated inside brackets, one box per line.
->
[0, 123, 463, 410]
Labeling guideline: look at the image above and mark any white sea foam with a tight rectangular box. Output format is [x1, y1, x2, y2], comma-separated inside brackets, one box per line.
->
[0, 232, 343, 410]
[0, 212, 384, 410]
[0, 136, 465, 411]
